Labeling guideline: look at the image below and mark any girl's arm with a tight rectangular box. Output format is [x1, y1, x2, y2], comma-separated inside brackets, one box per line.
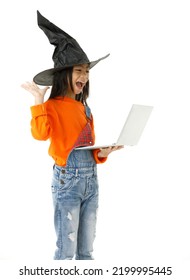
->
[21, 81, 51, 140]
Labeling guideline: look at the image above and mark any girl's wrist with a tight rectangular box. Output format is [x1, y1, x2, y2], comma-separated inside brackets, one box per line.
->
[35, 96, 44, 105]
[97, 150, 107, 158]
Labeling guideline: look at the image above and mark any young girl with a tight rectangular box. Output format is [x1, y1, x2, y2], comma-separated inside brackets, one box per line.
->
[21, 11, 123, 260]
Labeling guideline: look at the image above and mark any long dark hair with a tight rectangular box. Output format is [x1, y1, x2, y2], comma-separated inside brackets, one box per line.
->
[48, 67, 89, 105]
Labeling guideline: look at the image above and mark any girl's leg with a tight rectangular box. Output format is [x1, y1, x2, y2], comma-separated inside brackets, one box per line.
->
[76, 176, 99, 260]
[53, 200, 80, 260]
[51, 165, 81, 260]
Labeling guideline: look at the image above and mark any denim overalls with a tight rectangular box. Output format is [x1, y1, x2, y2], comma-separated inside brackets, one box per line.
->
[51, 106, 99, 260]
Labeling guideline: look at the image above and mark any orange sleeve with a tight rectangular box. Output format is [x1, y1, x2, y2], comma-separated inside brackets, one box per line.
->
[30, 104, 52, 140]
[93, 149, 107, 164]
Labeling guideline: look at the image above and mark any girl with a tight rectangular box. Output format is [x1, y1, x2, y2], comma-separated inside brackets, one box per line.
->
[21, 11, 123, 260]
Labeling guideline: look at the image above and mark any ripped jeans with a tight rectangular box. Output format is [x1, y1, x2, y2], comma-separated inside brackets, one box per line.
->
[51, 149, 99, 260]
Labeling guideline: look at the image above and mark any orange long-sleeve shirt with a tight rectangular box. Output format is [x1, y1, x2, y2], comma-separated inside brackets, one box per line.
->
[30, 96, 107, 166]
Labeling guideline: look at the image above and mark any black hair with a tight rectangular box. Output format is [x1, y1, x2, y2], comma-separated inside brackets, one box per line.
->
[48, 67, 89, 105]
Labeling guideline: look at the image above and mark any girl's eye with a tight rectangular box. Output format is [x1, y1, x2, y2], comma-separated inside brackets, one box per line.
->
[74, 68, 89, 74]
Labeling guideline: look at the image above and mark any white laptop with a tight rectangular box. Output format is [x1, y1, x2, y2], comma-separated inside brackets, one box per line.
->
[75, 104, 153, 150]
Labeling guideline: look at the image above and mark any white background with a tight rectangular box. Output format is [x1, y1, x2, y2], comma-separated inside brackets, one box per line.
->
[0, 0, 190, 279]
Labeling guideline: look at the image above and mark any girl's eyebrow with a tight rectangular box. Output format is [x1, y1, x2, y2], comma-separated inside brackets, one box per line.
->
[74, 67, 90, 72]
[75, 65, 90, 69]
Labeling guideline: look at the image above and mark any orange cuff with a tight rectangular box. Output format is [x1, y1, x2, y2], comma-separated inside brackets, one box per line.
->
[93, 149, 107, 164]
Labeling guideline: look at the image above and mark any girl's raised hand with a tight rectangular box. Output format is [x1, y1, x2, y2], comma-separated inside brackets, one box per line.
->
[21, 81, 50, 104]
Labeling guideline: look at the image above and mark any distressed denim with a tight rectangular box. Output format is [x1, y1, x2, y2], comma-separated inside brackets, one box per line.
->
[51, 149, 99, 260]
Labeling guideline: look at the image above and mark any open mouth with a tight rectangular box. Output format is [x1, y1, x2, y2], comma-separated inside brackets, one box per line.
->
[76, 81, 84, 90]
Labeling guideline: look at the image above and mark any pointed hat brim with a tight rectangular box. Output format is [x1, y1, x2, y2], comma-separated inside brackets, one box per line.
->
[33, 54, 110, 86]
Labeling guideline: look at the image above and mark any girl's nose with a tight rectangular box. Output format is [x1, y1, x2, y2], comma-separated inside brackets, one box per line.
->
[80, 73, 88, 81]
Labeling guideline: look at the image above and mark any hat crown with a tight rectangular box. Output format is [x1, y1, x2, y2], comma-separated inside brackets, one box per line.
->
[37, 11, 90, 68]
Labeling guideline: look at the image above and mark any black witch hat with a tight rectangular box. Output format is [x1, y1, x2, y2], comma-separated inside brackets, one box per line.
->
[33, 11, 110, 85]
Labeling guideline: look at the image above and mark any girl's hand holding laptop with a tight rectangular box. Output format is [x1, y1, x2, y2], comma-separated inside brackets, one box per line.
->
[98, 145, 124, 158]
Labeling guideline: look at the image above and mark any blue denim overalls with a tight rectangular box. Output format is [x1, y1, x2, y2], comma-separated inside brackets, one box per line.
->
[51, 106, 99, 260]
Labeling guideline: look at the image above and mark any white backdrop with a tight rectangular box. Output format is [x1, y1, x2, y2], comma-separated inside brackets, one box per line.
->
[0, 0, 190, 279]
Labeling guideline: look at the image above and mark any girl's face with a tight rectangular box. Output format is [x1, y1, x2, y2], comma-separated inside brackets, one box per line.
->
[69, 64, 90, 96]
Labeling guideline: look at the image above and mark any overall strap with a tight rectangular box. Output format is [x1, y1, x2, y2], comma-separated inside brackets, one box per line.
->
[85, 105, 92, 120]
